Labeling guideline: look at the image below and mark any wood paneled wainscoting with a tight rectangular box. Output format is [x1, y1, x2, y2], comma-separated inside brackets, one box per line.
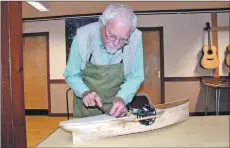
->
[41, 76, 229, 117]
[49, 79, 73, 116]
[165, 76, 230, 116]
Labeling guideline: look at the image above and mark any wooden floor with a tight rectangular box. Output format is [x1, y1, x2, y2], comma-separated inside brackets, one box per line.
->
[26, 116, 67, 147]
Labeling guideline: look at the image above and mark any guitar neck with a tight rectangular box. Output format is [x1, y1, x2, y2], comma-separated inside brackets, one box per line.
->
[207, 29, 211, 47]
[206, 22, 211, 47]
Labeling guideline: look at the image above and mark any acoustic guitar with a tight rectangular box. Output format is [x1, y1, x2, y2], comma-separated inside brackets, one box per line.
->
[201, 22, 219, 69]
[225, 45, 230, 66]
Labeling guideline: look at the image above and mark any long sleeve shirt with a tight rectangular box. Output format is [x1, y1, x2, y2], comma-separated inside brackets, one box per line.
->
[63, 34, 144, 105]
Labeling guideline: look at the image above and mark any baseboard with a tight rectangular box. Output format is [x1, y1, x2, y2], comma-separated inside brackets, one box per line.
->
[189, 111, 230, 116]
[25, 109, 49, 116]
[49, 113, 73, 117]
[25, 110, 230, 116]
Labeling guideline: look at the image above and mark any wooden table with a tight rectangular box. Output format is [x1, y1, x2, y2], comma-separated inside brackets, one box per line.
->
[201, 78, 230, 115]
[36, 116, 229, 147]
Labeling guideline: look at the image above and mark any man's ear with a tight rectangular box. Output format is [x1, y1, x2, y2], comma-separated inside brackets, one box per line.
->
[101, 24, 106, 30]
[100, 25, 106, 37]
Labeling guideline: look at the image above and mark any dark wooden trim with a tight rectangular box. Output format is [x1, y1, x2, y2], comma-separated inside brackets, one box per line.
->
[164, 76, 229, 81]
[211, 13, 219, 78]
[190, 111, 230, 116]
[159, 27, 165, 104]
[49, 113, 73, 117]
[1, 2, 27, 148]
[50, 79, 66, 84]
[138, 27, 165, 104]
[138, 27, 163, 32]
[22, 32, 52, 116]
[22, 7, 230, 21]
[46, 33, 52, 116]
[50, 112, 230, 117]
[23, 32, 49, 37]
[25, 109, 49, 115]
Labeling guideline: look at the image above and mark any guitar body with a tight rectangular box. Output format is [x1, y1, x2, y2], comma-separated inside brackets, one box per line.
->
[225, 45, 230, 67]
[201, 22, 220, 69]
[201, 45, 219, 69]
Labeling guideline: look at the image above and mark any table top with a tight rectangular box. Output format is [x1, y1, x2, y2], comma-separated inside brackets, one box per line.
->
[36, 116, 229, 147]
[201, 78, 230, 88]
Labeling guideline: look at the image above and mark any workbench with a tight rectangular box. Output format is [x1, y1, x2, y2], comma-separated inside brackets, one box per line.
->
[36, 116, 229, 147]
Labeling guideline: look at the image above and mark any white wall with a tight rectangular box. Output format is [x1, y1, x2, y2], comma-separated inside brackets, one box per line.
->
[217, 12, 229, 76]
[23, 20, 66, 79]
[22, 12, 229, 79]
[137, 13, 213, 77]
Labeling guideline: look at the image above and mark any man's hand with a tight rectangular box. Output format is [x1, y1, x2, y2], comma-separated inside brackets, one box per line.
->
[82, 91, 102, 107]
[110, 97, 128, 117]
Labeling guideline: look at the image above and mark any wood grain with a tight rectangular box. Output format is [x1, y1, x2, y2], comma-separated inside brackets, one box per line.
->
[26, 116, 66, 147]
[211, 13, 219, 78]
[211, 26, 230, 31]
[37, 116, 230, 147]
[22, 2, 230, 19]
[1, 2, 27, 148]
[59, 99, 190, 144]
[23, 34, 49, 109]
[137, 29, 161, 105]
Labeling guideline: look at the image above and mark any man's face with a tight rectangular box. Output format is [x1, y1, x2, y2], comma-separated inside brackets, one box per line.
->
[101, 17, 131, 54]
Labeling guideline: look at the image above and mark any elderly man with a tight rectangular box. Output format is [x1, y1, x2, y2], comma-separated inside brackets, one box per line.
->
[64, 4, 144, 118]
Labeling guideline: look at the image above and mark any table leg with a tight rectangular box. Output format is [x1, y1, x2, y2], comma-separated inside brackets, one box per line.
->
[216, 88, 220, 115]
[205, 86, 211, 116]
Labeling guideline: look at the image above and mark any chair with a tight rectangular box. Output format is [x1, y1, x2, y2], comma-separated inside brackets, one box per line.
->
[126, 94, 150, 110]
[66, 88, 72, 119]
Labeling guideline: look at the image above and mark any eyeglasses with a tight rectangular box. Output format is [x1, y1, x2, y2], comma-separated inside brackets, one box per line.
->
[105, 27, 130, 45]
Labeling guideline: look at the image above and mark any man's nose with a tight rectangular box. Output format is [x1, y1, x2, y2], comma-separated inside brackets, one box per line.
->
[113, 39, 120, 47]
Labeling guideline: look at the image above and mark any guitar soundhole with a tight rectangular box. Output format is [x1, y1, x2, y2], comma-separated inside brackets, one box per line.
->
[208, 49, 213, 54]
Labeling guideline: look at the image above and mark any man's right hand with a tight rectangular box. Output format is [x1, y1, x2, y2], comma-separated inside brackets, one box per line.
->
[82, 91, 102, 107]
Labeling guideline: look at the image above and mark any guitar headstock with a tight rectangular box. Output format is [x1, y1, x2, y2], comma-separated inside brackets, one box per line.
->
[204, 22, 211, 31]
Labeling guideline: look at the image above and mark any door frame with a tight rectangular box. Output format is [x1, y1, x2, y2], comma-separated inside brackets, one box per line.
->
[137, 27, 165, 103]
[23, 32, 51, 115]
[1, 2, 27, 147]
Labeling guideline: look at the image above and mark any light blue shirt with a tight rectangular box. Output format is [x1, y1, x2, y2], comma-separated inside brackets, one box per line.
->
[64, 32, 144, 105]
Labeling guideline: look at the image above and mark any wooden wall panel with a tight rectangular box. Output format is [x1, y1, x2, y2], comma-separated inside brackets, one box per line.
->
[49, 78, 229, 115]
[137, 29, 162, 105]
[22, 1, 229, 19]
[1, 1, 27, 148]
[211, 13, 219, 78]
[23, 34, 49, 110]
[165, 81, 230, 113]
[50, 83, 72, 115]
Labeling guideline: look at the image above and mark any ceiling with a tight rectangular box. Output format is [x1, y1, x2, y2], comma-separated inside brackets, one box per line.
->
[22, 1, 230, 19]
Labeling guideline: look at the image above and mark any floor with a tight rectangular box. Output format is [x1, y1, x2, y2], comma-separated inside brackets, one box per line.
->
[26, 116, 67, 147]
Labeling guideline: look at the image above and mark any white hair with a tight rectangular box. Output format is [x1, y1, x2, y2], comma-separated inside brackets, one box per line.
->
[99, 4, 137, 33]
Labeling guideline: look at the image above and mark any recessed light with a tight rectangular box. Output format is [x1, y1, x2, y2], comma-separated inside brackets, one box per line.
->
[27, 1, 49, 12]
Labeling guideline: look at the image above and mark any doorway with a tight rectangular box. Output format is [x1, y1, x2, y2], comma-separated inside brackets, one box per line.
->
[23, 32, 58, 147]
[137, 27, 165, 105]
[23, 32, 50, 113]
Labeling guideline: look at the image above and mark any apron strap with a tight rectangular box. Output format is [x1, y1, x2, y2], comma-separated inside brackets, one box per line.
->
[120, 47, 124, 63]
[89, 52, 93, 62]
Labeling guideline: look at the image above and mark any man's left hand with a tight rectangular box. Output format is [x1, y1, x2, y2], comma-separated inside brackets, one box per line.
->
[110, 97, 128, 117]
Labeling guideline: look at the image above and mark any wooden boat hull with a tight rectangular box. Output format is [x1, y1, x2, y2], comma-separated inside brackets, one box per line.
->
[59, 99, 190, 144]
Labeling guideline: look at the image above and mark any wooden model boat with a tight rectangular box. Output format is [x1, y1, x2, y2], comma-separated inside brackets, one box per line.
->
[59, 99, 190, 144]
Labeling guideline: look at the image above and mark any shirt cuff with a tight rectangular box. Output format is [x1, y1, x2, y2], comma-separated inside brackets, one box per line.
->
[116, 91, 135, 105]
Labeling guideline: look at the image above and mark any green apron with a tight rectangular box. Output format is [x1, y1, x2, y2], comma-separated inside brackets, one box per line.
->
[73, 49, 125, 118]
